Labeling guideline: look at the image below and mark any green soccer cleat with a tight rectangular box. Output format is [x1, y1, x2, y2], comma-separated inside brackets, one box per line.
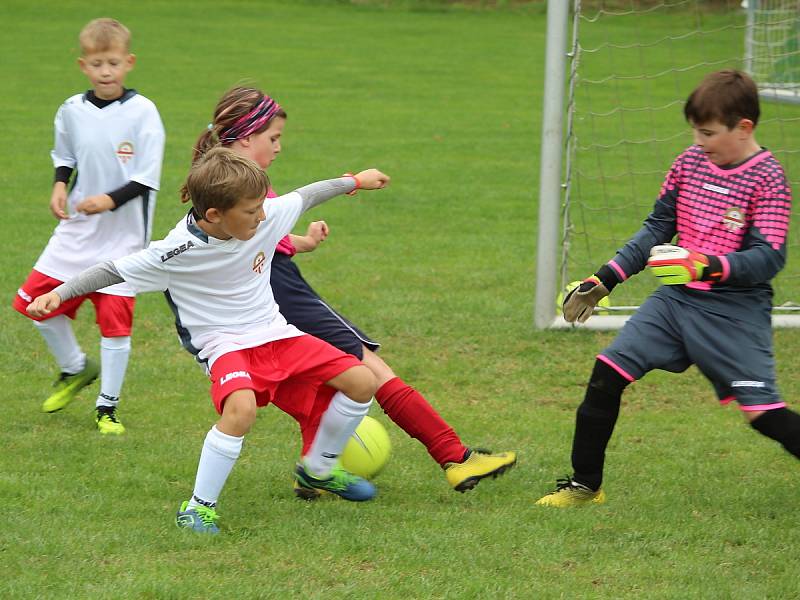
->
[295, 463, 377, 502]
[444, 448, 517, 492]
[535, 476, 606, 507]
[41, 358, 100, 413]
[175, 500, 220, 534]
[95, 406, 125, 435]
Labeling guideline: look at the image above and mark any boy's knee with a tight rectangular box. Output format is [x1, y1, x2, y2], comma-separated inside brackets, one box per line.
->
[361, 349, 396, 387]
[589, 359, 630, 394]
[220, 391, 257, 434]
[582, 359, 629, 413]
[743, 410, 764, 423]
[326, 365, 377, 402]
[347, 365, 378, 403]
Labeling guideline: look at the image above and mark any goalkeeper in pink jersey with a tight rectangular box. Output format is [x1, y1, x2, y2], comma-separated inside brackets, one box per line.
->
[191, 86, 516, 496]
[537, 70, 799, 507]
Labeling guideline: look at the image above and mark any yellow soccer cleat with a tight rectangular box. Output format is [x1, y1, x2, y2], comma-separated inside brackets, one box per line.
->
[535, 477, 606, 507]
[41, 358, 100, 413]
[95, 406, 126, 435]
[445, 448, 517, 492]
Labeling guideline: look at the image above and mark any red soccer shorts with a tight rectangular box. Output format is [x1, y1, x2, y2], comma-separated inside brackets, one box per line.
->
[209, 334, 362, 415]
[13, 269, 135, 337]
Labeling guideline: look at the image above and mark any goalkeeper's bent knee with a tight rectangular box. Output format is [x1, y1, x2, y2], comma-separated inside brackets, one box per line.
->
[750, 407, 800, 459]
[584, 359, 629, 411]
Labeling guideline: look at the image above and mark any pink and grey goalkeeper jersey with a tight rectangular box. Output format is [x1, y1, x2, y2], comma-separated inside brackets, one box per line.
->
[607, 146, 791, 297]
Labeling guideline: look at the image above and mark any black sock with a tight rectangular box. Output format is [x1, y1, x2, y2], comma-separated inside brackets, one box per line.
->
[571, 360, 629, 490]
[750, 407, 800, 459]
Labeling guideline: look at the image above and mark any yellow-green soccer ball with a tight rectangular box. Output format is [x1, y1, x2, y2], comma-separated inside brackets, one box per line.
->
[556, 280, 611, 315]
[340, 416, 392, 479]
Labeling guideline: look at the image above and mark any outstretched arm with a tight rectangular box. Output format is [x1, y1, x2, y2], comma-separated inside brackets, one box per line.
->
[27, 262, 124, 317]
[296, 169, 390, 212]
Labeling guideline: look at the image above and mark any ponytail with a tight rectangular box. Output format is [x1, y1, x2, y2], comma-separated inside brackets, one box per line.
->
[191, 127, 222, 166]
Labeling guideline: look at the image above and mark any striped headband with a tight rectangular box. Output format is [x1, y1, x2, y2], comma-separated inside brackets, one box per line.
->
[219, 95, 282, 143]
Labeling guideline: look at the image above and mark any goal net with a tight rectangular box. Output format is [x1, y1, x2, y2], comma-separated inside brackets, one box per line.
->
[539, 0, 800, 328]
[747, 0, 800, 104]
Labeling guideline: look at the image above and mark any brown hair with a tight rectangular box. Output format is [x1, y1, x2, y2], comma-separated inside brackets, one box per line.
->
[182, 147, 269, 219]
[191, 86, 288, 164]
[79, 18, 131, 55]
[684, 69, 760, 129]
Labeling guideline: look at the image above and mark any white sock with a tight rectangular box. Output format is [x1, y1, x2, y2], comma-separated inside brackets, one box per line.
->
[305, 392, 372, 477]
[187, 425, 244, 509]
[32, 316, 85, 374]
[96, 336, 131, 408]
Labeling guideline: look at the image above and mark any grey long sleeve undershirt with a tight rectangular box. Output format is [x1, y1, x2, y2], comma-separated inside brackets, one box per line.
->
[50, 177, 357, 301]
[53, 262, 124, 301]
[296, 177, 357, 212]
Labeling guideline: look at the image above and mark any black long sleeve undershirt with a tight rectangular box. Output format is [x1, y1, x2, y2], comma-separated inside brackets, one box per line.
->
[52, 86, 151, 211]
[53, 167, 151, 210]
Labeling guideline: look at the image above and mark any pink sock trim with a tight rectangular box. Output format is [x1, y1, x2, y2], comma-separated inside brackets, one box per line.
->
[740, 402, 786, 412]
[596, 354, 636, 382]
[719, 395, 735, 406]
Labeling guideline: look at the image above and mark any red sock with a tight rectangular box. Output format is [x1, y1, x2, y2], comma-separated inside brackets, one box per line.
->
[375, 377, 467, 467]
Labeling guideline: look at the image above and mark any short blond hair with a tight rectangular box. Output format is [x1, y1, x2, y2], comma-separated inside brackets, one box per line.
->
[183, 147, 269, 218]
[79, 18, 131, 55]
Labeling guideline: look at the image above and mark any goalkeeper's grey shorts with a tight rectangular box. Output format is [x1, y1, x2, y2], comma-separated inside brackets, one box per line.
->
[598, 287, 785, 412]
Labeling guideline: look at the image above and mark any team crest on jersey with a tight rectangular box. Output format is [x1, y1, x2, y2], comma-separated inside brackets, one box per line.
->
[722, 207, 746, 232]
[116, 141, 135, 164]
[252, 251, 266, 274]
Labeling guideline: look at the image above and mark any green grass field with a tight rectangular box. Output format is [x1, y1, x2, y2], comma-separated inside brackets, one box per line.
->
[2, 1, 800, 598]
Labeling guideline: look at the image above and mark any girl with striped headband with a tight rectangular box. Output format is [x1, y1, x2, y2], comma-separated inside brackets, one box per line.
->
[187, 86, 516, 497]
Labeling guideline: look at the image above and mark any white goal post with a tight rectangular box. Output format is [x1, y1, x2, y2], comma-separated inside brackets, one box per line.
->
[535, 0, 800, 330]
[746, 0, 800, 105]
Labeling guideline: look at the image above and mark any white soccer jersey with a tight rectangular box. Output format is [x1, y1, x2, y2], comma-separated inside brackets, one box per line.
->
[34, 91, 165, 296]
[113, 193, 306, 368]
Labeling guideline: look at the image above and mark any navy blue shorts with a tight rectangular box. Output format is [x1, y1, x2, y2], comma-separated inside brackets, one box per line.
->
[270, 253, 379, 361]
[600, 287, 783, 411]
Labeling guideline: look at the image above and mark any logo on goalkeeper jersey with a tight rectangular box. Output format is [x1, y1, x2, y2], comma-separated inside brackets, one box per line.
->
[702, 182, 730, 195]
[731, 380, 765, 388]
[722, 207, 745, 232]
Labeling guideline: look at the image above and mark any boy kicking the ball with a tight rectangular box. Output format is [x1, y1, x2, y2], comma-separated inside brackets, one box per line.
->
[28, 148, 390, 532]
[537, 69, 799, 507]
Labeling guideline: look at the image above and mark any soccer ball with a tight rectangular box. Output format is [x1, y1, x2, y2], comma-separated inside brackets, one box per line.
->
[340, 416, 391, 479]
[556, 280, 611, 315]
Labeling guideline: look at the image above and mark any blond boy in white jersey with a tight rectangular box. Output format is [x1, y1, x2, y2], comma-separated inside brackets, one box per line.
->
[28, 148, 391, 532]
[13, 18, 165, 434]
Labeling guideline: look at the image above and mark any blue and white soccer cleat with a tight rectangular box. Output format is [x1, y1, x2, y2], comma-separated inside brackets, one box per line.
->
[294, 463, 377, 502]
[175, 500, 220, 534]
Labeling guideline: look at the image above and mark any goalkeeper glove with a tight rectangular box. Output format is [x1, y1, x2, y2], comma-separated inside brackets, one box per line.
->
[562, 264, 618, 323]
[647, 245, 723, 285]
